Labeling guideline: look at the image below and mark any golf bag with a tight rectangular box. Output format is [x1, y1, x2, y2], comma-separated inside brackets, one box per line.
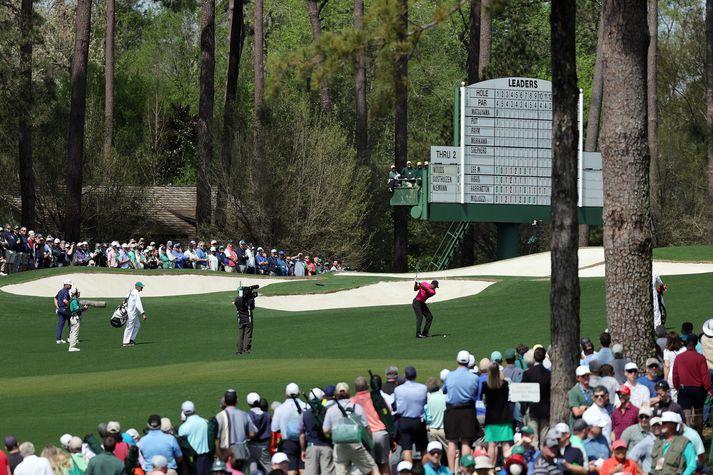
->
[110, 303, 128, 328]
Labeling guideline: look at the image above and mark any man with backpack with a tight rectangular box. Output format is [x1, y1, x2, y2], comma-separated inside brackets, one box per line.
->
[271, 383, 309, 475]
[298, 388, 334, 474]
[215, 389, 257, 472]
[246, 393, 272, 474]
[322, 382, 379, 475]
[123, 282, 147, 347]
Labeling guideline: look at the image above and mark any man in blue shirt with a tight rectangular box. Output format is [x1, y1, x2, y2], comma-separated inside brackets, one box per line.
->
[178, 401, 211, 475]
[442, 350, 479, 472]
[423, 441, 451, 475]
[582, 418, 610, 462]
[394, 365, 428, 465]
[139, 415, 183, 471]
[53, 280, 72, 344]
[276, 251, 288, 276]
[637, 358, 661, 398]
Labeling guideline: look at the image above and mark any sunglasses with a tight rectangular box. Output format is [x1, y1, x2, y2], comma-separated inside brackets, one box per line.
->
[639, 414, 650, 419]
[594, 394, 607, 399]
[647, 365, 659, 369]
[429, 451, 442, 455]
[626, 369, 638, 373]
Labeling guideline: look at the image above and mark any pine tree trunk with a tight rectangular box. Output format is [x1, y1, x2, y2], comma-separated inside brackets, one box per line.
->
[706, 0, 713, 230]
[479, 0, 491, 77]
[550, 0, 580, 424]
[64, 0, 92, 242]
[647, 0, 659, 243]
[215, 0, 245, 227]
[307, 0, 332, 113]
[354, 0, 368, 166]
[462, 0, 481, 266]
[600, 0, 656, 368]
[196, 0, 215, 229]
[19, 0, 35, 229]
[579, 7, 606, 247]
[393, 0, 409, 272]
[253, 0, 268, 235]
[103, 0, 114, 165]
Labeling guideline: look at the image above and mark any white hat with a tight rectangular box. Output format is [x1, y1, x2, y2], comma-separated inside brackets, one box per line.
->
[63, 279, 73, 286]
[612, 343, 624, 354]
[650, 416, 662, 426]
[210, 246, 216, 252]
[703, 319, 713, 337]
[126, 428, 140, 440]
[271, 452, 289, 465]
[660, 411, 682, 424]
[152, 455, 168, 469]
[554, 422, 570, 434]
[426, 441, 443, 453]
[474, 456, 494, 470]
[575, 365, 590, 377]
[246, 392, 261, 406]
[60, 434, 72, 449]
[271, 249, 277, 254]
[396, 461, 413, 472]
[624, 362, 638, 371]
[639, 406, 653, 417]
[456, 350, 470, 364]
[286, 383, 300, 396]
[54, 238, 60, 243]
[439, 369, 450, 381]
[467, 354, 476, 368]
[310, 387, 325, 400]
[122, 243, 129, 248]
[181, 401, 195, 415]
[107, 421, 121, 433]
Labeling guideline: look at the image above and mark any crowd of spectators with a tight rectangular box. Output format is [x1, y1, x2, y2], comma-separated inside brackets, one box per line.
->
[388, 161, 428, 193]
[4, 319, 713, 475]
[0, 223, 343, 277]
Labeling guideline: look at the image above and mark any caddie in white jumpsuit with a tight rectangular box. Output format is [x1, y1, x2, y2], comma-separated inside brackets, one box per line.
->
[653, 269, 665, 328]
[123, 281, 147, 346]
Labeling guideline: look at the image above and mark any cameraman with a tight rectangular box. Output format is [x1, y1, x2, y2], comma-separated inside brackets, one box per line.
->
[234, 285, 258, 355]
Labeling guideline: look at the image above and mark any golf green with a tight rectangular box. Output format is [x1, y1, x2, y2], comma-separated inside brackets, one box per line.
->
[1, 263, 710, 447]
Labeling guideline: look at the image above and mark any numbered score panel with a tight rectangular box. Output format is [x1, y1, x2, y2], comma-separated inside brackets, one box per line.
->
[429, 77, 603, 215]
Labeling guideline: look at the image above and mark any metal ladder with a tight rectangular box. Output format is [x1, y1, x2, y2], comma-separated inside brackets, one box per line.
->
[427, 221, 471, 271]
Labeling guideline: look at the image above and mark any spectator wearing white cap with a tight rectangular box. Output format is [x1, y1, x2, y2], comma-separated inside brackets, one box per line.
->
[582, 417, 610, 464]
[619, 362, 650, 409]
[53, 279, 73, 344]
[215, 390, 257, 470]
[551, 422, 585, 475]
[246, 392, 272, 474]
[13, 442, 53, 475]
[396, 460, 413, 474]
[271, 383, 308, 475]
[651, 411, 696, 475]
[610, 344, 630, 384]
[297, 388, 334, 475]
[117, 244, 130, 269]
[442, 350, 479, 472]
[177, 401, 211, 475]
[322, 382, 378, 475]
[107, 421, 130, 461]
[207, 247, 219, 271]
[568, 366, 593, 429]
[67, 437, 87, 473]
[423, 441, 450, 475]
[270, 452, 289, 472]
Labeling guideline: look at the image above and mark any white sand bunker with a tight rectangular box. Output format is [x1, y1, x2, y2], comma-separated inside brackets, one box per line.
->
[258, 279, 495, 312]
[1, 273, 282, 299]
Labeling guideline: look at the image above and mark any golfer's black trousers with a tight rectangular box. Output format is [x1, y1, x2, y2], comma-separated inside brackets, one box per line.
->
[413, 299, 433, 335]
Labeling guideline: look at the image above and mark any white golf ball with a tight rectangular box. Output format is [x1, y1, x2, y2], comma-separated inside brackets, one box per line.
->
[442, 335, 446, 338]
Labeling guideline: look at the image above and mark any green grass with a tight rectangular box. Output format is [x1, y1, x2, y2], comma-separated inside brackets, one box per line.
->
[2, 266, 713, 447]
[654, 245, 713, 262]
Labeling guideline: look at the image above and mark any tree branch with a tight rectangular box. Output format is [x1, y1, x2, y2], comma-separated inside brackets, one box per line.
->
[408, 0, 468, 37]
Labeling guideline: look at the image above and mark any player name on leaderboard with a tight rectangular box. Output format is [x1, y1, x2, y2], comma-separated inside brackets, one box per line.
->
[463, 78, 552, 205]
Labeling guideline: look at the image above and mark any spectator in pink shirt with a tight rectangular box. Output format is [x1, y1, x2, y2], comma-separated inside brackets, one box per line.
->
[413, 280, 438, 338]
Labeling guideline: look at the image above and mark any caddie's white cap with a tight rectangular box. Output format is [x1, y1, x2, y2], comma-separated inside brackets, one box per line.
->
[63, 279, 73, 286]
[440, 369, 450, 381]
[457, 350, 470, 364]
[246, 392, 261, 406]
[575, 365, 590, 377]
[286, 383, 300, 396]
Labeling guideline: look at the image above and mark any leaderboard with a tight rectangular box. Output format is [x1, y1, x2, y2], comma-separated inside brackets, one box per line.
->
[462, 78, 552, 205]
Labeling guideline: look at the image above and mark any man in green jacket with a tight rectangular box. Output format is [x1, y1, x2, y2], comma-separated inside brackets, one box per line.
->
[86, 437, 124, 475]
[651, 411, 696, 475]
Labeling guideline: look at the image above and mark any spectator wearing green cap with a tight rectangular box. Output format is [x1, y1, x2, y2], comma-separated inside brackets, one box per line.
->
[503, 349, 523, 383]
[123, 282, 147, 347]
[459, 454, 475, 474]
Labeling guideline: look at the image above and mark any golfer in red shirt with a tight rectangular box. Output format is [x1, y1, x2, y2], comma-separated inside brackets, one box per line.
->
[413, 280, 438, 338]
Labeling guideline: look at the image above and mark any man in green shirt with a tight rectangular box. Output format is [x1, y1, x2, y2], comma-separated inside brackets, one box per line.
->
[86, 437, 123, 475]
[651, 411, 696, 475]
[568, 366, 593, 429]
